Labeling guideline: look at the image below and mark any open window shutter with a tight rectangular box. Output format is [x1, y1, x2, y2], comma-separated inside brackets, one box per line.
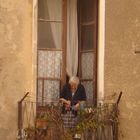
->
[78, 0, 98, 105]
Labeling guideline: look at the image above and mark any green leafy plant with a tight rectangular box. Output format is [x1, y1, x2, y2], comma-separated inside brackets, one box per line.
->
[75, 103, 119, 134]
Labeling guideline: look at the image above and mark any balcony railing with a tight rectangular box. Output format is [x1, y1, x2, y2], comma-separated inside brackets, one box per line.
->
[17, 92, 122, 140]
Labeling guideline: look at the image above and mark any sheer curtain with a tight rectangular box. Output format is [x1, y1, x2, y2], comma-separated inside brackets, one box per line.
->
[47, 0, 78, 76]
[47, 0, 62, 48]
[66, 0, 78, 77]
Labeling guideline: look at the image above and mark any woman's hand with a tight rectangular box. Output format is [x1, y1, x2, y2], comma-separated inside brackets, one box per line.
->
[74, 103, 79, 111]
[66, 100, 71, 106]
[59, 98, 67, 103]
[60, 98, 71, 106]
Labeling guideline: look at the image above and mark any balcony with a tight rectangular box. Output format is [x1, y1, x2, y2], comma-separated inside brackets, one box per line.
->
[17, 92, 122, 140]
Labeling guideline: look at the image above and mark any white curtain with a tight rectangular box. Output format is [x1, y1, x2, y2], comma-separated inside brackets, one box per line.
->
[66, 0, 78, 77]
[47, 0, 78, 76]
[47, 0, 62, 48]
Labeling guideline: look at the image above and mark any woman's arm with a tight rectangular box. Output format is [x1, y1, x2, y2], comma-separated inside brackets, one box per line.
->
[59, 98, 70, 105]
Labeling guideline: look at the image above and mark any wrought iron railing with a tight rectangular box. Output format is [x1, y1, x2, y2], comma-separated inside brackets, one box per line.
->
[17, 92, 36, 140]
[17, 92, 122, 140]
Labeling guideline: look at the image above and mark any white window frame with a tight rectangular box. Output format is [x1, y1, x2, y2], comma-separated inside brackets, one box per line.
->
[97, 0, 105, 103]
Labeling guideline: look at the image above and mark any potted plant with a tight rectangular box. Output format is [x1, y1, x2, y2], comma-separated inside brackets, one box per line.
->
[36, 112, 49, 129]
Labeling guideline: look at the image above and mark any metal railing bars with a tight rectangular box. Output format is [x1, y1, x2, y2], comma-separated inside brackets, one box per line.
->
[17, 92, 30, 140]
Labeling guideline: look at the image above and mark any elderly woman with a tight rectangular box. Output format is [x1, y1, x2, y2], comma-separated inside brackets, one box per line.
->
[60, 76, 86, 128]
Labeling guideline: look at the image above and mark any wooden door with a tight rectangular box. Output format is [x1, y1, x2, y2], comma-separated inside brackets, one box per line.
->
[78, 0, 98, 105]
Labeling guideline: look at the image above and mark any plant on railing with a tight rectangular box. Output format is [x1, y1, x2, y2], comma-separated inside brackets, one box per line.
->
[36, 104, 73, 140]
[75, 103, 119, 135]
[76, 107, 98, 133]
[20, 103, 119, 140]
[35, 111, 50, 129]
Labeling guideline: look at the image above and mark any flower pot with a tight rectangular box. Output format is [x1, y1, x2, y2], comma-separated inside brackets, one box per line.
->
[36, 119, 48, 129]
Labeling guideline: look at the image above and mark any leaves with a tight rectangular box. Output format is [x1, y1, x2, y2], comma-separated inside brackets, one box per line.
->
[75, 103, 119, 133]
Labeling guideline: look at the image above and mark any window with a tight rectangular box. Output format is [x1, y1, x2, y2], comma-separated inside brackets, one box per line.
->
[78, 0, 98, 105]
[37, 0, 98, 106]
[37, 0, 66, 106]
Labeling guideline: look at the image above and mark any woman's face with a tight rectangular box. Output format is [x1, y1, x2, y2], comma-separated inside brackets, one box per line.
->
[70, 82, 77, 93]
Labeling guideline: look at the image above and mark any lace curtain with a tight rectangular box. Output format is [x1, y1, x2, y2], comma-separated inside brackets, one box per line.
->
[47, 0, 78, 76]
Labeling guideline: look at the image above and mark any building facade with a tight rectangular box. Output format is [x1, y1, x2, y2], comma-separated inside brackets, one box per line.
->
[0, 0, 140, 140]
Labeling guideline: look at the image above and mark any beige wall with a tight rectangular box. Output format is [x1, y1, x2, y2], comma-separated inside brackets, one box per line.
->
[0, 0, 140, 140]
[0, 0, 33, 139]
[105, 0, 140, 140]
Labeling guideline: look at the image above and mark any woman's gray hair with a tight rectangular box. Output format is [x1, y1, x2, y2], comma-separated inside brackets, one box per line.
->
[69, 76, 80, 85]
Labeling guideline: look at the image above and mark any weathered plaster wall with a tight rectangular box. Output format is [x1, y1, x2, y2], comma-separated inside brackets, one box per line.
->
[105, 0, 140, 140]
[0, 0, 33, 139]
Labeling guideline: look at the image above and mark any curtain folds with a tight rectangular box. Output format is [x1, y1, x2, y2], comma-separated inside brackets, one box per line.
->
[47, 0, 62, 48]
[66, 0, 78, 77]
[47, 0, 78, 77]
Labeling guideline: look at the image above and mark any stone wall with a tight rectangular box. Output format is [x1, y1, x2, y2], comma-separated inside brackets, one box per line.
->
[105, 0, 140, 140]
[0, 0, 33, 139]
[0, 0, 140, 140]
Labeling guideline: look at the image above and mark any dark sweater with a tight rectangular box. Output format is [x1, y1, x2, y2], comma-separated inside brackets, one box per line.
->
[60, 83, 86, 105]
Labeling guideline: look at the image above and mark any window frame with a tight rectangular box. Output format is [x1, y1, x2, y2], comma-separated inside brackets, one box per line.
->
[36, 0, 67, 106]
[33, 0, 105, 106]
[78, 0, 98, 105]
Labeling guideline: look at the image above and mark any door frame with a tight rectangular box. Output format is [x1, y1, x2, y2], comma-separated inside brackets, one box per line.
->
[32, 0, 105, 104]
